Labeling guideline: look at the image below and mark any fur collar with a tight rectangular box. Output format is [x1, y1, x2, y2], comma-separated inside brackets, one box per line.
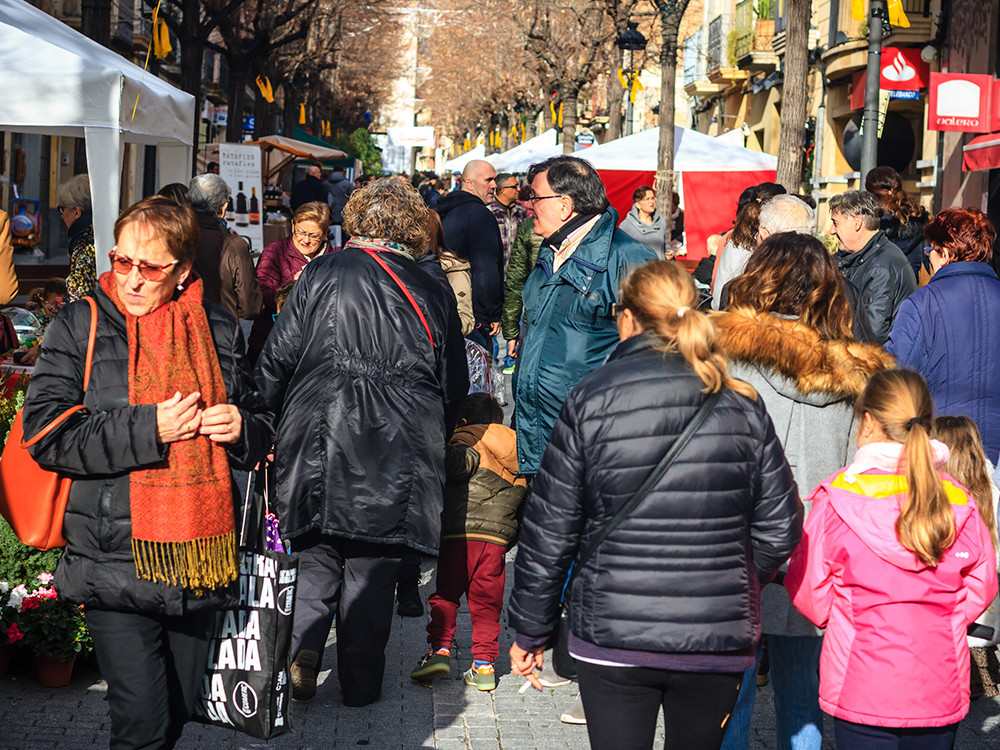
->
[714, 307, 895, 399]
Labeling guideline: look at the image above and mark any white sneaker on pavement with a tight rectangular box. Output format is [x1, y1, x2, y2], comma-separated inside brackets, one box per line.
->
[559, 695, 587, 725]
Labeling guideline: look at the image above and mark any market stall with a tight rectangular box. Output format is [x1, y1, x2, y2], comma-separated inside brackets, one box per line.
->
[0, 0, 196, 273]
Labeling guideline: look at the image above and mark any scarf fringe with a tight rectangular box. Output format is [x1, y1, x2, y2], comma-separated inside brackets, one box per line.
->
[132, 532, 237, 591]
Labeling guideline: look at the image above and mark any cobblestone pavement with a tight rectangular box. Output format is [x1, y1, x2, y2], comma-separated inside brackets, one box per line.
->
[2, 553, 1000, 749]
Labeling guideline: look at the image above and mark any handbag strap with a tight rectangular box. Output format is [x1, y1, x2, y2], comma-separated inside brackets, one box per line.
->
[563, 391, 720, 598]
[21, 296, 98, 449]
[359, 247, 435, 347]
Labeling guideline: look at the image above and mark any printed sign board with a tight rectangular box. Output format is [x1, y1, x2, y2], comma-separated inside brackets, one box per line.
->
[928, 73, 994, 133]
[219, 144, 264, 255]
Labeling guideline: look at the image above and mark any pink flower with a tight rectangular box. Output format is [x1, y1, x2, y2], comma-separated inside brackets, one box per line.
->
[5, 623, 23, 643]
[36, 573, 54, 584]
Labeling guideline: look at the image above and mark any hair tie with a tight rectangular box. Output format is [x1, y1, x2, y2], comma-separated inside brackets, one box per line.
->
[677, 306, 689, 318]
[906, 417, 924, 430]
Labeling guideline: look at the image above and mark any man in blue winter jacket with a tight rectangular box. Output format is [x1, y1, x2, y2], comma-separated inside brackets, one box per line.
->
[514, 156, 657, 477]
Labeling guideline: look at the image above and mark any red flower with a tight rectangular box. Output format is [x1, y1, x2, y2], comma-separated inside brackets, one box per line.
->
[20, 597, 39, 611]
[5, 623, 23, 643]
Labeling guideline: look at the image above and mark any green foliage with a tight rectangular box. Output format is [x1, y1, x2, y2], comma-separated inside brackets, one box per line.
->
[727, 29, 739, 67]
[0, 373, 28, 447]
[332, 128, 383, 176]
[0, 517, 62, 587]
[16, 575, 91, 662]
[755, 0, 775, 20]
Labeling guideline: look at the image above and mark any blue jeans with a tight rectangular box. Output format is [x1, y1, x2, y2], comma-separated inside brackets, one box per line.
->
[720, 636, 823, 750]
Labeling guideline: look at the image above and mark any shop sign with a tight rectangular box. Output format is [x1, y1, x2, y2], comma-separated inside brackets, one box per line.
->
[993, 79, 1000, 132]
[928, 73, 994, 133]
[879, 48, 928, 91]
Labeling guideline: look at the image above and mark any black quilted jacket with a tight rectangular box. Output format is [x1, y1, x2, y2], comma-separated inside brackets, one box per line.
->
[253, 247, 469, 554]
[508, 333, 802, 654]
[23, 288, 271, 615]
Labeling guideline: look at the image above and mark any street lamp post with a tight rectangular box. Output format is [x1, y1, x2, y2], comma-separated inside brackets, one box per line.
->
[617, 21, 648, 137]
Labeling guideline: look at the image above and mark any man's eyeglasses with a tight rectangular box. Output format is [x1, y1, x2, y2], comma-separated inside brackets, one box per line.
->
[293, 228, 326, 243]
[611, 302, 627, 317]
[108, 251, 179, 281]
[528, 193, 562, 204]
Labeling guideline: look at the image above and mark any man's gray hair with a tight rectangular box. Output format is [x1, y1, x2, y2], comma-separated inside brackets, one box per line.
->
[828, 190, 882, 231]
[759, 194, 816, 235]
[187, 173, 231, 216]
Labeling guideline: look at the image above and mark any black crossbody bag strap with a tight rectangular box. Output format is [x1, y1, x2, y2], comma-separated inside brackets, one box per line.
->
[562, 391, 720, 599]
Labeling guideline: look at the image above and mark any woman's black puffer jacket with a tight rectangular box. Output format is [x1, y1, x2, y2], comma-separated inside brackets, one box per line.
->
[254, 246, 469, 555]
[508, 333, 802, 654]
[22, 288, 272, 615]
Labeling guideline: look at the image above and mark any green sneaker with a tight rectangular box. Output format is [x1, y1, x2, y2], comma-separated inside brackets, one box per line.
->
[410, 649, 450, 681]
[463, 663, 496, 691]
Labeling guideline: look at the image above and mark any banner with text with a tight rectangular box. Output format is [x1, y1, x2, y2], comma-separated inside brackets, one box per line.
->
[219, 144, 264, 255]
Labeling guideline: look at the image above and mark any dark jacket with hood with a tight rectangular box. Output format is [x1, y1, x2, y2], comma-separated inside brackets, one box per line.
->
[23, 288, 271, 615]
[436, 190, 504, 328]
[327, 172, 353, 224]
[253, 246, 469, 554]
[441, 423, 526, 547]
[835, 230, 916, 344]
[509, 333, 802, 655]
[715, 307, 894, 635]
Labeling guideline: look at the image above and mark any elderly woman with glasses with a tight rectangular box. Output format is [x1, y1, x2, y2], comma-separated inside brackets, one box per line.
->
[57, 174, 97, 301]
[23, 196, 270, 749]
[248, 201, 331, 362]
[254, 177, 469, 707]
[886, 207, 1000, 461]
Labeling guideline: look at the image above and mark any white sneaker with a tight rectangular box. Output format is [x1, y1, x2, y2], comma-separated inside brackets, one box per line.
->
[538, 674, 572, 688]
[559, 695, 587, 725]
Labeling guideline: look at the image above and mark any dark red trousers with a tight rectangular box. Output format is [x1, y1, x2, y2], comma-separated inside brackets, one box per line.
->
[427, 539, 506, 662]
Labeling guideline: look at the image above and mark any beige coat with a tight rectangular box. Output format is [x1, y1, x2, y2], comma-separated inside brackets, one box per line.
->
[0, 210, 18, 305]
[441, 255, 474, 335]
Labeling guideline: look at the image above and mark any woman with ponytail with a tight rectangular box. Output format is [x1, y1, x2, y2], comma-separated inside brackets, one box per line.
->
[786, 370, 998, 749]
[509, 260, 802, 750]
[865, 166, 930, 277]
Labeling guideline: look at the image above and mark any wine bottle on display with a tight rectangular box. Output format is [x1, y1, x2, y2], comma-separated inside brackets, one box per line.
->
[236, 181, 249, 227]
[249, 187, 260, 224]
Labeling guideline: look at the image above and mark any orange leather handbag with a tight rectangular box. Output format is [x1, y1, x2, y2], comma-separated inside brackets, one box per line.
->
[0, 296, 97, 550]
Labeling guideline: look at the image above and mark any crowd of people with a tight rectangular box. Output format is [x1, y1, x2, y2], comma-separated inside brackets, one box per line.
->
[13, 154, 1000, 750]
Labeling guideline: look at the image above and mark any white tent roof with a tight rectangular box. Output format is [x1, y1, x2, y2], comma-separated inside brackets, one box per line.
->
[486, 129, 558, 172]
[444, 145, 486, 172]
[579, 126, 777, 172]
[0, 0, 195, 269]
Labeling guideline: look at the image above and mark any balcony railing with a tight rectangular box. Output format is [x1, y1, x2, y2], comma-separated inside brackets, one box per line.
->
[735, 0, 775, 61]
[830, 0, 930, 47]
[683, 26, 704, 87]
[707, 15, 724, 71]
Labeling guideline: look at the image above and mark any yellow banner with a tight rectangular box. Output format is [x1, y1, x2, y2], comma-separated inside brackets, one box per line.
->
[887, 0, 910, 27]
[298, 103, 306, 125]
[255, 76, 274, 104]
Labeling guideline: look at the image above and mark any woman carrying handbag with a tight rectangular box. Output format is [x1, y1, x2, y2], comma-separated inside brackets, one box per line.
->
[508, 260, 803, 750]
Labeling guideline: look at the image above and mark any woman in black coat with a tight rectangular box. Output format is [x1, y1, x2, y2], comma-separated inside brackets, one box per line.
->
[508, 260, 802, 750]
[24, 197, 270, 749]
[254, 177, 469, 707]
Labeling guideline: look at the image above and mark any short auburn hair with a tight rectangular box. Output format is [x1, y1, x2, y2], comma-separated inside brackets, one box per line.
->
[632, 185, 654, 203]
[923, 207, 995, 263]
[114, 196, 199, 267]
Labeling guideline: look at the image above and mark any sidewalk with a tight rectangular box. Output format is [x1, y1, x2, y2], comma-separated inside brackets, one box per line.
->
[3, 551, 1000, 749]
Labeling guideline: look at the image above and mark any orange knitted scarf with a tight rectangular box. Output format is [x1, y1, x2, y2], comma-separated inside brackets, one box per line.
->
[100, 273, 236, 591]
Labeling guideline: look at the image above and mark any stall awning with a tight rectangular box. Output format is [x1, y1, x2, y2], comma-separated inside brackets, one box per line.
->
[963, 132, 1000, 171]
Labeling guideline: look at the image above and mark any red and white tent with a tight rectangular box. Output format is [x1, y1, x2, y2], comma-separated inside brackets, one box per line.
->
[579, 127, 778, 261]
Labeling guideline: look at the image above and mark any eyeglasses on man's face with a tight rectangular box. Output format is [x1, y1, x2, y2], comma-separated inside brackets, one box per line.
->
[108, 251, 179, 282]
[528, 193, 562, 204]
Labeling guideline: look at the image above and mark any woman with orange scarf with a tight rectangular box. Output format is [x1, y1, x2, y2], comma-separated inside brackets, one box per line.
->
[23, 196, 270, 749]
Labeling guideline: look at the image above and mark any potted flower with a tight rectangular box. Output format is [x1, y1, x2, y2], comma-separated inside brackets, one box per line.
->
[0, 580, 25, 677]
[16, 573, 92, 687]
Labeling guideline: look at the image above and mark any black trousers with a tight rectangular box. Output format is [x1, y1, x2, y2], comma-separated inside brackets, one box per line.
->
[834, 719, 959, 749]
[290, 535, 405, 706]
[576, 660, 743, 750]
[86, 608, 214, 750]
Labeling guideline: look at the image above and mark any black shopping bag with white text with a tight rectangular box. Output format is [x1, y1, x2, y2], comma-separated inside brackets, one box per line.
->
[192, 547, 298, 738]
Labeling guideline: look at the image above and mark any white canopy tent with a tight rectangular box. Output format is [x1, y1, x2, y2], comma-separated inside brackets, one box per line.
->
[486, 129, 558, 172]
[0, 0, 195, 272]
[444, 145, 486, 173]
[578, 126, 777, 172]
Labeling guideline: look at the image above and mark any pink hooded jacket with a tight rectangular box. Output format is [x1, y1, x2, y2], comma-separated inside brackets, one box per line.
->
[785, 441, 999, 728]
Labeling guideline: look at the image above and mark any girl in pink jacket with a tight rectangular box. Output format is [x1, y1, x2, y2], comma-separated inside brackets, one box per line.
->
[785, 369, 998, 749]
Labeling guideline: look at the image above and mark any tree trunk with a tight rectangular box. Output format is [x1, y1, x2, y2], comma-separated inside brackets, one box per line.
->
[226, 56, 250, 142]
[776, 0, 810, 192]
[606, 46, 624, 142]
[654, 0, 690, 227]
[561, 83, 579, 155]
[81, 0, 110, 46]
[281, 85, 298, 137]
[179, 0, 204, 169]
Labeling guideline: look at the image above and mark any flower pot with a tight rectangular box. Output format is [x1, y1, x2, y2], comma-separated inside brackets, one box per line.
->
[0, 645, 9, 678]
[36, 653, 74, 687]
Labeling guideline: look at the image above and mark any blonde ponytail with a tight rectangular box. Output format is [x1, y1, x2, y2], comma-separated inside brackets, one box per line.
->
[619, 261, 756, 400]
[855, 370, 955, 566]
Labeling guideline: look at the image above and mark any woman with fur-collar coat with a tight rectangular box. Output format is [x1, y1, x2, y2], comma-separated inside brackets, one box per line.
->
[714, 233, 894, 750]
